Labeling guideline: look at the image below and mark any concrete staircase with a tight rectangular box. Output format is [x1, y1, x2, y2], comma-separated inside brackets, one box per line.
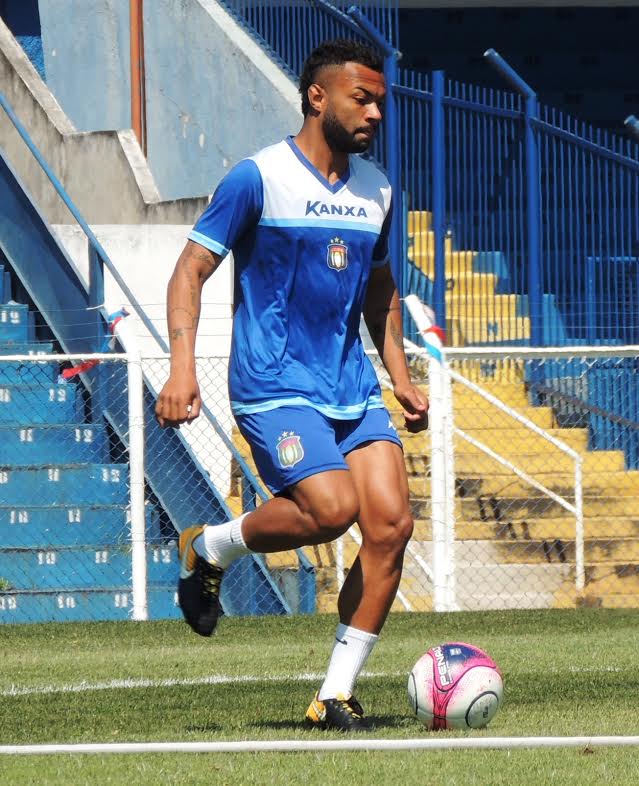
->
[406, 210, 639, 610]
[0, 263, 181, 623]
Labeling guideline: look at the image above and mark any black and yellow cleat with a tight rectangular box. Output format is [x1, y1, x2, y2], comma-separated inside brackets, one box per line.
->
[178, 525, 224, 637]
[305, 692, 371, 731]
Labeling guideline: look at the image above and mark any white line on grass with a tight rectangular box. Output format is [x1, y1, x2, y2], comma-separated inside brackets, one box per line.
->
[2, 737, 639, 755]
[0, 665, 621, 699]
[0, 670, 401, 698]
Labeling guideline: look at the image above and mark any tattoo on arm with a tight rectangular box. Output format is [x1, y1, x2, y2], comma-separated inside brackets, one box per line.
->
[191, 243, 218, 270]
[169, 306, 197, 329]
[389, 318, 404, 349]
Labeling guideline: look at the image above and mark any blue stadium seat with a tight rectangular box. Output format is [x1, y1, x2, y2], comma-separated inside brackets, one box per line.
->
[0, 544, 178, 590]
[0, 504, 162, 547]
[0, 343, 58, 385]
[0, 464, 130, 506]
[0, 423, 108, 464]
[0, 383, 84, 424]
[0, 304, 35, 341]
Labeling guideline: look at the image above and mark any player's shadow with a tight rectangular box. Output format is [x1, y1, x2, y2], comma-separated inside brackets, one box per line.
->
[250, 714, 410, 732]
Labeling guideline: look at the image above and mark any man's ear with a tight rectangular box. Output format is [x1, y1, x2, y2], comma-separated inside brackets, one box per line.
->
[307, 82, 325, 115]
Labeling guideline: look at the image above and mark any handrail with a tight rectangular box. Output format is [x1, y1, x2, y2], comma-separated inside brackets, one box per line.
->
[484, 48, 535, 100]
[625, 115, 639, 142]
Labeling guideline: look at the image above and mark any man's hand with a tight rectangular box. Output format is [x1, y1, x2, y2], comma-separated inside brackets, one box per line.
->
[394, 381, 429, 433]
[155, 371, 202, 428]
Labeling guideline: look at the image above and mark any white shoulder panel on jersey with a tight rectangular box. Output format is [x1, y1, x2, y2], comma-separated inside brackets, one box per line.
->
[249, 140, 391, 235]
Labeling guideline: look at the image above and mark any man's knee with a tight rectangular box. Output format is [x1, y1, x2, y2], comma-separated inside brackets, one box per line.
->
[365, 508, 414, 553]
[311, 490, 360, 541]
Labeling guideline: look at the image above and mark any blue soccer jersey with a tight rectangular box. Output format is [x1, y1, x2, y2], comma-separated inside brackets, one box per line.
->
[189, 136, 392, 420]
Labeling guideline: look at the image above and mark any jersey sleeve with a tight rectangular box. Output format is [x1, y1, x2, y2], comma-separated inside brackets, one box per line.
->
[372, 197, 393, 268]
[188, 159, 264, 258]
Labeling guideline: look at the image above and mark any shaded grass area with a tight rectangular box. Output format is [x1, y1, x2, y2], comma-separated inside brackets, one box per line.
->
[1, 610, 639, 784]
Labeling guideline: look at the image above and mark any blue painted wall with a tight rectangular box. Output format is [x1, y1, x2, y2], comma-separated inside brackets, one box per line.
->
[38, 0, 131, 133]
[36, 0, 300, 201]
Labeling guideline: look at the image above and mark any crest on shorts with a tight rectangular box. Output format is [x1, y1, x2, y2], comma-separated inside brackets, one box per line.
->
[276, 431, 304, 468]
[327, 237, 348, 271]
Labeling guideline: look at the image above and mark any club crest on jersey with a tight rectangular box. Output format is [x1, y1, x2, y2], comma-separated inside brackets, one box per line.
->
[276, 431, 304, 468]
[327, 237, 348, 271]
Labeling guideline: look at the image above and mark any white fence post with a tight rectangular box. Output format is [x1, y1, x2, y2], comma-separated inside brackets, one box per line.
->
[442, 363, 457, 611]
[428, 352, 449, 612]
[127, 350, 148, 621]
[404, 295, 455, 612]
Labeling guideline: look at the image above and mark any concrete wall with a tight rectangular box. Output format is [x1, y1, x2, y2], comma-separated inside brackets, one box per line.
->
[39, 0, 130, 132]
[38, 0, 302, 200]
[0, 16, 209, 224]
[51, 224, 233, 358]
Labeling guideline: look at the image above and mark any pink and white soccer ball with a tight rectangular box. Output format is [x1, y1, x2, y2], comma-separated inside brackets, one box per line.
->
[408, 642, 503, 730]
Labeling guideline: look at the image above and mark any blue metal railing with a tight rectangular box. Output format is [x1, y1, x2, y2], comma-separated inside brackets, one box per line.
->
[219, 0, 398, 79]
[398, 51, 639, 348]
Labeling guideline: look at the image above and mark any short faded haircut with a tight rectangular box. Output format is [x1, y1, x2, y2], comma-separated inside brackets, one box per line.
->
[299, 39, 383, 116]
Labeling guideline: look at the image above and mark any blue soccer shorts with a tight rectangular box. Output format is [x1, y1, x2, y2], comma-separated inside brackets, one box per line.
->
[234, 404, 403, 494]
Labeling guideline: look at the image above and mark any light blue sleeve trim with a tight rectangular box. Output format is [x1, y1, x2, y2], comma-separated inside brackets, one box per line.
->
[231, 395, 384, 418]
[259, 218, 380, 235]
[187, 231, 229, 257]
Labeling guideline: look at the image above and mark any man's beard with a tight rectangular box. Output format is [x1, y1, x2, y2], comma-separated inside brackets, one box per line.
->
[322, 109, 372, 154]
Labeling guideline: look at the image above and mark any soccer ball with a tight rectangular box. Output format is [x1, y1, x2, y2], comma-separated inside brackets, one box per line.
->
[407, 642, 503, 730]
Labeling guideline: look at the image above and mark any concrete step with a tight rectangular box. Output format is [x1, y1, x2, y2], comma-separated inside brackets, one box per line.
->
[408, 465, 635, 498]
[0, 343, 57, 384]
[383, 382, 531, 408]
[586, 564, 639, 588]
[445, 272, 498, 298]
[410, 250, 476, 277]
[407, 230, 452, 257]
[446, 406, 557, 430]
[0, 585, 181, 624]
[0, 423, 108, 464]
[448, 381, 530, 406]
[0, 383, 83, 424]
[457, 316, 531, 344]
[457, 427, 588, 452]
[0, 504, 162, 547]
[445, 295, 522, 321]
[456, 494, 639, 521]
[555, 592, 639, 610]
[412, 517, 639, 541]
[446, 359, 527, 384]
[457, 591, 560, 611]
[494, 537, 639, 564]
[407, 211, 432, 234]
[0, 305, 34, 342]
[0, 543, 178, 590]
[0, 464, 130, 505]
[399, 426, 588, 452]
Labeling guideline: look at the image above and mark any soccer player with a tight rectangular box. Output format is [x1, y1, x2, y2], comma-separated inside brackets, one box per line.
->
[155, 39, 428, 731]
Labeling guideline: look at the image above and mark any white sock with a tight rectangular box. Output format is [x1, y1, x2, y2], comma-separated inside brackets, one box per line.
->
[317, 623, 379, 701]
[193, 513, 252, 569]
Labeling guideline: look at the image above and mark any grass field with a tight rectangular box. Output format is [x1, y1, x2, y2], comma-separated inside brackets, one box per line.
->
[1, 609, 639, 785]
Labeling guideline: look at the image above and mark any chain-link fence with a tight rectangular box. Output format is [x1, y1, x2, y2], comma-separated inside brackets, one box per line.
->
[2, 347, 639, 624]
[0, 353, 176, 623]
[391, 346, 639, 613]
